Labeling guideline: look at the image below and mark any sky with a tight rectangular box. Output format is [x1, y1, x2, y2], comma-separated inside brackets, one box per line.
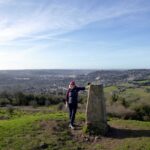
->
[0, 0, 150, 70]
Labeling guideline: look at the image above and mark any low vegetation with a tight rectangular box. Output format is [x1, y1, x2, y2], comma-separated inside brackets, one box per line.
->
[0, 78, 150, 149]
[0, 91, 64, 107]
[104, 83, 150, 121]
[1, 80, 150, 121]
[0, 107, 150, 150]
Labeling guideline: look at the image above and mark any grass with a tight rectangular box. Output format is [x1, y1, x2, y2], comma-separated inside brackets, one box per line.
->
[104, 85, 150, 121]
[0, 107, 150, 150]
[104, 86, 118, 93]
[135, 79, 150, 84]
[108, 118, 150, 130]
[106, 118, 150, 150]
[1, 83, 150, 149]
[115, 138, 150, 150]
[104, 85, 150, 101]
[0, 110, 86, 150]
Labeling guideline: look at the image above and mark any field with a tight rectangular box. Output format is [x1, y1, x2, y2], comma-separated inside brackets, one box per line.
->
[0, 80, 150, 150]
[0, 106, 150, 150]
[104, 84, 150, 121]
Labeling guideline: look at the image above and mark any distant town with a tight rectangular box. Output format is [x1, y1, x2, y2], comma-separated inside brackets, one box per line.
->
[0, 69, 150, 95]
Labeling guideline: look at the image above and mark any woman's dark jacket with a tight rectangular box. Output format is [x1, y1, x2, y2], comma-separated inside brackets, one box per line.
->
[66, 86, 85, 104]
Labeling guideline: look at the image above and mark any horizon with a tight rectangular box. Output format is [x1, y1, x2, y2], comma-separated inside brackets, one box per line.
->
[0, 0, 150, 69]
[0, 68, 150, 71]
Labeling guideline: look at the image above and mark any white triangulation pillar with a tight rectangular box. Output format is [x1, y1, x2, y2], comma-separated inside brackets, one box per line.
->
[85, 84, 108, 135]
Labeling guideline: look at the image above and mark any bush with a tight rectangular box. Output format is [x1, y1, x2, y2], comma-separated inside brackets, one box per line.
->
[0, 91, 65, 106]
[14, 92, 27, 105]
[0, 98, 10, 106]
[6, 105, 14, 116]
[45, 100, 51, 106]
[111, 92, 119, 104]
[78, 94, 87, 104]
[29, 100, 38, 108]
[107, 103, 136, 120]
[145, 88, 150, 93]
[57, 102, 64, 111]
[118, 97, 129, 108]
[131, 103, 150, 121]
[35, 95, 46, 105]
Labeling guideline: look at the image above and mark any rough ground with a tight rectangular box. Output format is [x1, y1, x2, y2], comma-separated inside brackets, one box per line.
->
[0, 108, 150, 150]
[38, 119, 150, 150]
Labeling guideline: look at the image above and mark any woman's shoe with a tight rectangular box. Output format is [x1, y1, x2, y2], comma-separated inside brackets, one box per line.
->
[69, 124, 75, 130]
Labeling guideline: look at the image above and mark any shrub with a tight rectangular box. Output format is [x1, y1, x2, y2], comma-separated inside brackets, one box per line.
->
[45, 100, 51, 106]
[6, 105, 14, 116]
[111, 92, 119, 104]
[57, 102, 64, 111]
[145, 88, 150, 93]
[78, 94, 87, 104]
[29, 100, 38, 108]
[118, 97, 129, 108]
[107, 103, 136, 120]
[14, 92, 27, 105]
[35, 95, 46, 105]
[131, 103, 150, 121]
[0, 91, 66, 106]
[0, 98, 10, 106]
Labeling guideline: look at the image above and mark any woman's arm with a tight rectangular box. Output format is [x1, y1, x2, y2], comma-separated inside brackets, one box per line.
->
[65, 89, 70, 107]
[66, 89, 69, 103]
[77, 83, 91, 91]
[77, 87, 86, 91]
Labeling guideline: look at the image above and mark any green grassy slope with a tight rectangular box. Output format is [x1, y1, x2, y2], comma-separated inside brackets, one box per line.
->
[0, 111, 150, 150]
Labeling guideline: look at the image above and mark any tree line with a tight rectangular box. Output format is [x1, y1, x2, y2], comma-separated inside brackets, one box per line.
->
[0, 91, 65, 107]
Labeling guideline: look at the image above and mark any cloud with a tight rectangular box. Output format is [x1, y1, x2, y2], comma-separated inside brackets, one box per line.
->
[0, 0, 150, 43]
[0, 0, 12, 4]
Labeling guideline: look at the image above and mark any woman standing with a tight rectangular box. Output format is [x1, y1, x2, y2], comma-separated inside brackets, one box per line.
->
[66, 81, 86, 129]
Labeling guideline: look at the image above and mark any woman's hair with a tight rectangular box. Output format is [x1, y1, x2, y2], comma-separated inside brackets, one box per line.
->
[69, 81, 76, 89]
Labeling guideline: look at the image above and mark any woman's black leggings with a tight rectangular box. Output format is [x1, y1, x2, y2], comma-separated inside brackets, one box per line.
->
[68, 103, 77, 125]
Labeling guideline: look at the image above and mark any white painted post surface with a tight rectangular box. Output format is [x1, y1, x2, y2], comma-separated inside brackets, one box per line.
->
[86, 84, 108, 135]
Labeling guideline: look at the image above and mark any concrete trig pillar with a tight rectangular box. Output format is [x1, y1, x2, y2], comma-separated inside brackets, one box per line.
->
[85, 84, 108, 135]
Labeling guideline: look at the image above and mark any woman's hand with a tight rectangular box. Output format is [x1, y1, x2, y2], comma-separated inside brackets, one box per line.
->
[87, 82, 91, 85]
[85, 82, 91, 89]
[65, 102, 68, 108]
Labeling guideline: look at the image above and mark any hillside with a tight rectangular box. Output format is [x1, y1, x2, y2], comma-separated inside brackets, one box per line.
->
[0, 69, 150, 149]
[0, 69, 150, 94]
[0, 107, 150, 150]
[83, 69, 150, 86]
